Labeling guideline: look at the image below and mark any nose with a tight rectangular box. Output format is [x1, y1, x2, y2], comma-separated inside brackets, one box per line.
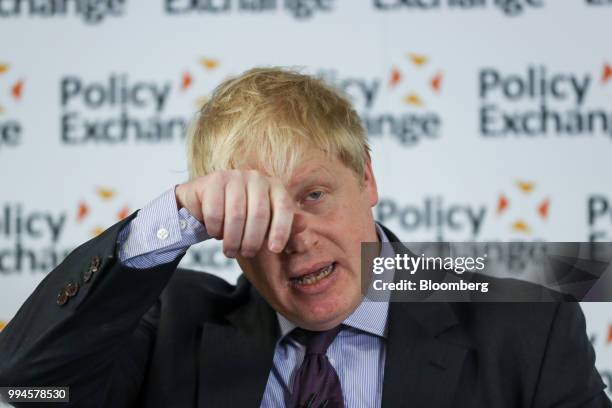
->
[283, 210, 318, 255]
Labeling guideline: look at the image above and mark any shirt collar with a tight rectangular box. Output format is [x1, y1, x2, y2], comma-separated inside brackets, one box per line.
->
[276, 222, 392, 339]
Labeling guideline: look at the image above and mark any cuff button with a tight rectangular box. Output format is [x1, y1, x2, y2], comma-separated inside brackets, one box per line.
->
[91, 255, 101, 266]
[83, 268, 94, 283]
[65, 282, 79, 297]
[90, 256, 102, 273]
[57, 290, 68, 306]
[157, 227, 170, 240]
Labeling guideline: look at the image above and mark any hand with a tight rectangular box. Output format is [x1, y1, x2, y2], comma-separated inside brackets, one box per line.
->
[175, 170, 295, 258]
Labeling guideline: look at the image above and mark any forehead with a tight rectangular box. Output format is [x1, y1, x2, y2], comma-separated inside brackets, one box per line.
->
[286, 156, 337, 188]
[239, 147, 346, 188]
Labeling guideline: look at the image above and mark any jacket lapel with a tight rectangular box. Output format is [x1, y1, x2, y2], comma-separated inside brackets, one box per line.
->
[198, 280, 278, 408]
[380, 225, 473, 408]
[381, 301, 472, 408]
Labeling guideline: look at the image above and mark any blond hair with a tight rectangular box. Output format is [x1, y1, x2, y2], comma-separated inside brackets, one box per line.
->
[186, 67, 370, 184]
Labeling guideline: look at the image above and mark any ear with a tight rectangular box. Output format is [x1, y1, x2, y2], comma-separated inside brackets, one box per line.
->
[362, 158, 379, 208]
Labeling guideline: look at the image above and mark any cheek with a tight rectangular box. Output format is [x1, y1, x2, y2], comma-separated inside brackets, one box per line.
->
[329, 203, 376, 278]
[238, 256, 288, 297]
[332, 206, 373, 249]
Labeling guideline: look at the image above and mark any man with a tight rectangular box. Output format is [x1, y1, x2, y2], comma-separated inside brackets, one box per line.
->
[0, 68, 609, 407]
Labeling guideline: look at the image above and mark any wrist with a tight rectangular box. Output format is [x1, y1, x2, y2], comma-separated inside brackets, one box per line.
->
[174, 183, 186, 210]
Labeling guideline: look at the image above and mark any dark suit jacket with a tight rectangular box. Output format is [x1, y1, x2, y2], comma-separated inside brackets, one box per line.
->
[0, 214, 609, 407]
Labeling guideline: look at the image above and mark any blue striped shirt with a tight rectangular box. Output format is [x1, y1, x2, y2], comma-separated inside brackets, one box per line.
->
[117, 188, 392, 407]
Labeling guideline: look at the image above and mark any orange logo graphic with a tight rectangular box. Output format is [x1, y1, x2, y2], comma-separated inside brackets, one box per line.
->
[200, 58, 219, 70]
[0, 61, 25, 114]
[602, 63, 612, 85]
[403, 93, 423, 107]
[0, 320, 6, 331]
[389, 67, 402, 88]
[408, 53, 428, 67]
[179, 56, 222, 108]
[389, 52, 444, 108]
[76, 186, 130, 237]
[496, 180, 550, 235]
[96, 187, 116, 201]
[497, 194, 509, 214]
[76, 201, 89, 221]
[181, 72, 193, 91]
[430, 72, 443, 93]
[607, 324, 612, 345]
[11, 79, 23, 99]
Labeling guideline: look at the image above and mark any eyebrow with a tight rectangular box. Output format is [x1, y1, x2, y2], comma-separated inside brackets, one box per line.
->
[288, 166, 333, 190]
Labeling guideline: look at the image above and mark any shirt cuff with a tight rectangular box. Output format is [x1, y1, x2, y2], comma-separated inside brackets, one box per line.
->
[117, 187, 209, 268]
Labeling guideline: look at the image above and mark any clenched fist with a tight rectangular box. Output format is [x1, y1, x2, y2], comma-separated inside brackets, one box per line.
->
[175, 170, 295, 258]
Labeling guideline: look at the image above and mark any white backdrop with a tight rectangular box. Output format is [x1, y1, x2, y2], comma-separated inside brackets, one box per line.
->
[0, 0, 610, 395]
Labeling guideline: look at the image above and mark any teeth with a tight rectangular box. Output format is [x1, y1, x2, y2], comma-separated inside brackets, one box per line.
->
[295, 263, 334, 286]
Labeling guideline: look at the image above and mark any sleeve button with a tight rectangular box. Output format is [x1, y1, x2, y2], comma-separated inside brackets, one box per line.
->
[157, 227, 169, 240]
[65, 282, 79, 297]
[57, 290, 68, 306]
[83, 268, 94, 283]
[90, 256, 101, 272]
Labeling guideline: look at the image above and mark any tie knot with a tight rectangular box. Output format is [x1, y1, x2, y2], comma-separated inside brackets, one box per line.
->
[291, 325, 342, 355]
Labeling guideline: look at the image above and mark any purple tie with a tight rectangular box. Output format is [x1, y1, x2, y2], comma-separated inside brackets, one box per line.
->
[289, 325, 344, 408]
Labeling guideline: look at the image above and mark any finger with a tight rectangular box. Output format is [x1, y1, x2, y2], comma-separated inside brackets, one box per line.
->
[223, 173, 247, 258]
[268, 181, 294, 253]
[240, 173, 271, 258]
[201, 173, 225, 239]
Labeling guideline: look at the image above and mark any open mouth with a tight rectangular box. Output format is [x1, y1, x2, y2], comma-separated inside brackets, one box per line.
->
[290, 262, 337, 286]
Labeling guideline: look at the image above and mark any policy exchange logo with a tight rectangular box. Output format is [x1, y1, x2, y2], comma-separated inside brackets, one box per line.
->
[374, 178, 550, 240]
[388, 52, 443, 109]
[0, 61, 25, 150]
[377, 52, 444, 146]
[496, 180, 550, 235]
[59, 56, 223, 145]
[479, 62, 612, 139]
[317, 52, 445, 147]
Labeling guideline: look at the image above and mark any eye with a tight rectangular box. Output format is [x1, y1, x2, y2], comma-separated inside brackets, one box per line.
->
[305, 190, 324, 201]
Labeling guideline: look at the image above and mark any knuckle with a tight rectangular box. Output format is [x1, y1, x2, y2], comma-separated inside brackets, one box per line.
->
[248, 170, 268, 187]
[246, 169, 260, 179]
[204, 194, 225, 212]
[228, 169, 242, 180]
[208, 171, 224, 184]
[251, 203, 269, 220]
[224, 246, 239, 257]
[204, 206, 223, 220]
[228, 212, 246, 224]
[224, 241, 239, 251]
[192, 176, 206, 189]
[228, 199, 245, 215]
[205, 212, 223, 226]
[240, 243, 259, 255]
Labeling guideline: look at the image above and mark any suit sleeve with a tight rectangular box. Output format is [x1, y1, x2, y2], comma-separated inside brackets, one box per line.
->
[532, 303, 611, 408]
[0, 212, 182, 407]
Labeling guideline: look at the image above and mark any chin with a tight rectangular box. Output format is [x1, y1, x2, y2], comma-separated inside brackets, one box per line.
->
[264, 264, 363, 330]
[291, 288, 361, 331]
